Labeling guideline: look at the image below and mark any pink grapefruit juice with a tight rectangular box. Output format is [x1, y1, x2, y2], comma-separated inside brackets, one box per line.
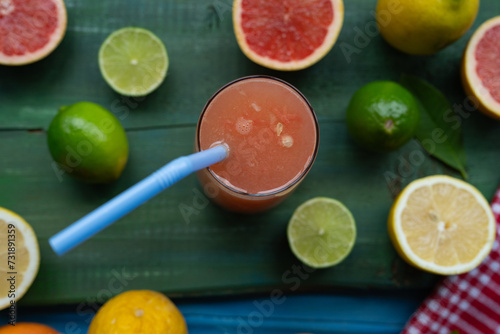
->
[196, 76, 319, 213]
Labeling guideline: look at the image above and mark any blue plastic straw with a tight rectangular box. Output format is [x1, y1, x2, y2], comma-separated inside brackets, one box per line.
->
[49, 145, 228, 256]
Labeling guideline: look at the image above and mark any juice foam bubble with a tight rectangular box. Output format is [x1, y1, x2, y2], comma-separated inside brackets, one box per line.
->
[281, 135, 294, 148]
[251, 103, 261, 112]
[235, 117, 253, 135]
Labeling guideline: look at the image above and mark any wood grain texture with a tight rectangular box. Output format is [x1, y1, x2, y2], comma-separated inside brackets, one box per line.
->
[0, 0, 499, 305]
[3, 294, 426, 333]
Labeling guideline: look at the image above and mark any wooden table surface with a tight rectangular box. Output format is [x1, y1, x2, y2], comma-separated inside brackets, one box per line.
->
[0, 0, 499, 308]
[1, 293, 426, 333]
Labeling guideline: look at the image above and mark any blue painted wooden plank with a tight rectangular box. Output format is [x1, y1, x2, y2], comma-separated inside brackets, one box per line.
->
[0, 293, 425, 333]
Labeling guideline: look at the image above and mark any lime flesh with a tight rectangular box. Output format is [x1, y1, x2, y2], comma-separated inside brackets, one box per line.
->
[287, 197, 357, 269]
[98, 27, 169, 97]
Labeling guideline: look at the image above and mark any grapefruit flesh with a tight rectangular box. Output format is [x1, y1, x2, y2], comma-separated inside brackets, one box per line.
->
[0, 0, 67, 65]
[462, 16, 500, 120]
[476, 25, 500, 103]
[233, 0, 344, 71]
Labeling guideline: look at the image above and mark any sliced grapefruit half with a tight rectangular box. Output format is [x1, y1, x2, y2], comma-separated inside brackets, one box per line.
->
[0, 0, 67, 66]
[233, 0, 344, 71]
[462, 16, 500, 120]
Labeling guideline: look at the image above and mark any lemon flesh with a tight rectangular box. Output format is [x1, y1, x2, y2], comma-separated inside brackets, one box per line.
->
[0, 208, 40, 310]
[389, 175, 496, 275]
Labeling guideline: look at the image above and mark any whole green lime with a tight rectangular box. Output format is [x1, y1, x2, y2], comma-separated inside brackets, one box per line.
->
[47, 102, 129, 183]
[346, 81, 420, 152]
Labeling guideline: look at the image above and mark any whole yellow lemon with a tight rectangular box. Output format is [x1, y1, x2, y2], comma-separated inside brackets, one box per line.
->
[88, 290, 188, 334]
[376, 0, 479, 55]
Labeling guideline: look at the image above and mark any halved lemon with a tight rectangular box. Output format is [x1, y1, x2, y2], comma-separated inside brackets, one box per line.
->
[0, 208, 40, 310]
[388, 175, 496, 275]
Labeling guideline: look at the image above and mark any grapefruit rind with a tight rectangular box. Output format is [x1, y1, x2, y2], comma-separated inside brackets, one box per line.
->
[233, 0, 344, 71]
[0, 208, 40, 310]
[0, 0, 67, 66]
[388, 175, 496, 276]
[462, 16, 500, 120]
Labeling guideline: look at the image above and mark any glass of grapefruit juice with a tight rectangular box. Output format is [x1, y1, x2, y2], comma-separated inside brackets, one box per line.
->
[195, 76, 319, 213]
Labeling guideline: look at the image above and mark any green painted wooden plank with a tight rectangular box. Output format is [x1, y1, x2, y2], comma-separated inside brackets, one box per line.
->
[0, 0, 498, 130]
[1, 114, 499, 305]
[0, 0, 499, 306]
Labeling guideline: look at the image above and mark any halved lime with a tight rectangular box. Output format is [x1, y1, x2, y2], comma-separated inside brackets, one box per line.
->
[98, 27, 169, 97]
[287, 197, 356, 269]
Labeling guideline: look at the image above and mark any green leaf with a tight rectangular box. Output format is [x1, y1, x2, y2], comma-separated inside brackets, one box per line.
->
[400, 74, 468, 179]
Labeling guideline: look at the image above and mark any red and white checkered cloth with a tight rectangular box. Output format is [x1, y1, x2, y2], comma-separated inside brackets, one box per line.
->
[403, 188, 500, 334]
